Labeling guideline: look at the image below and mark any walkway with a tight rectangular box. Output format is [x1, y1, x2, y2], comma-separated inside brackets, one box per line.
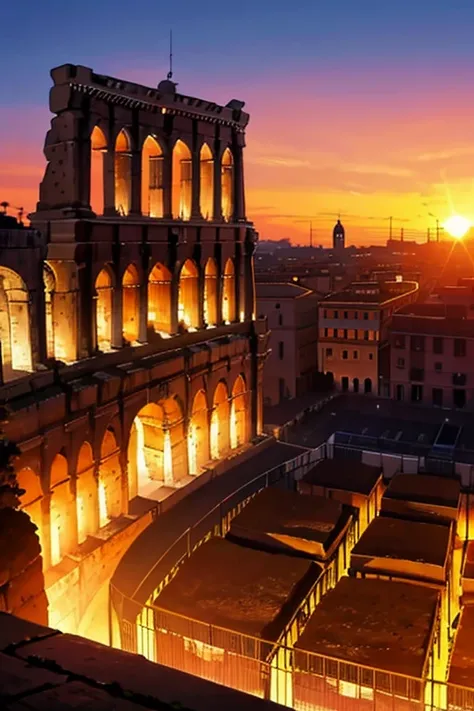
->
[112, 439, 306, 605]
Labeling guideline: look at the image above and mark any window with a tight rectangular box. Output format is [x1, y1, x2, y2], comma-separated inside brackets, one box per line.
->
[369, 353, 374, 360]
[452, 373, 466, 386]
[453, 389, 466, 408]
[278, 341, 284, 360]
[434, 362, 443, 373]
[354, 311, 359, 320]
[344, 311, 348, 319]
[326, 348, 333, 358]
[278, 313, 283, 326]
[394, 335, 406, 349]
[343, 329, 348, 339]
[334, 310, 339, 318]
[341, 376, 349, 392]
[410, 367, 424, 382]
[353, 350, 359, 360]
[363, 312, 369, 320]
[323, 309, 327, 318]
[324, 328, 328, 337]
[454, 339, 466, 357]
[411, 384, 423, 402]
[334, 329, 339, 338]
[364, 331, 369, 341]
[410, 335, 425, 352]
[342, 350, 348, 360]
[432, 388, 443, 407]
[433, 337, 444, 355]
[396, 357, 405, 369]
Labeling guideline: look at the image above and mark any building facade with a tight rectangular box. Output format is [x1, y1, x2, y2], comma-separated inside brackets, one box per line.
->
[318, 280, 418, 394]
[256, 282, 319, 405]
[0, 64, 268, 640]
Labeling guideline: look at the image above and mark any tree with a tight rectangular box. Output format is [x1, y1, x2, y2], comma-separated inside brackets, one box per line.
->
[0, 406, 21, 509]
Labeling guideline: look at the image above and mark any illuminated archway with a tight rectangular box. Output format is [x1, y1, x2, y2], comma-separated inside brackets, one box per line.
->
[76, 442, 98, 545]
[43, 263, 56, 359]
[230, 375, 247, 449]
[128, 398, 186, 498]
[178, 259, 199, 329]
[210, 381, 230, 459]
[172, 139, 192, 220]
[98, 429, 122, 527]
[221, 147, 234, 221]
[0, 267, 33, 379]
[188, 390, 209, 475]
[200, 143, 214, 220]
[95, 268, 113, 351]
[122, 264, 140, 344]
[90, 125, 107, 214]
[17, 466, 44, 559]
[49, 453, 75, 567]
[115, 129, 131, 216]
[142, 135, 163, 217]
[204, 258, 218, 327]
[148, 262, 172, 335]
[222, 258, 236, 323]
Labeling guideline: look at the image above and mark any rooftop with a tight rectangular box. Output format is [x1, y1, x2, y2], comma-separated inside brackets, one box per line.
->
[155, 537, 321, 641]
[383, 472, 460, 512]
[294, 577, 439, 678]
[448, 606, 474, 689]
[228, 486, 352, 560]
[255, 282, 313, 300]
[392, 306, 474, 337]
[320, 280, 418, 306]
[301, 458, 382, 496]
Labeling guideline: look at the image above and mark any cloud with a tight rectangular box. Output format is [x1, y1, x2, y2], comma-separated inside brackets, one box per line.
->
[416, 146, 474, 162]
[343, 163, 414, 178]
[247, 156, 312, 168]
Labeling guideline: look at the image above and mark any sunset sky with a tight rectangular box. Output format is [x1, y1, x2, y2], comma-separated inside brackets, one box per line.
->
[2, 0, 474, 245]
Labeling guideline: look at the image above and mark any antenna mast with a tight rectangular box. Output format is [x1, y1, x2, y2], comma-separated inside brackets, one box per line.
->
[167, 30, 173, 80]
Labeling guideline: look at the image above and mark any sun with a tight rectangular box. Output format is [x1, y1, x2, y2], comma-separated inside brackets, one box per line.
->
[443, 215, 471, 240]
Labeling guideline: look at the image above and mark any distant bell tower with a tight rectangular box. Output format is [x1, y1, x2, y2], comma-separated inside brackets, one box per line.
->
[333, 219, 345, 250]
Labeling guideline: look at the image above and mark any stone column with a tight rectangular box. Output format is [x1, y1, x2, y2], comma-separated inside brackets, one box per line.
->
[111, 281, 123, 349]
[79, 261, 94, 357]
[213, 141, 223, 221]
[52, 290, 79, 362]
[130, 150, 142, 215]
[103, 149, 117, 216]
[170, 270, 179, 334]
[191, 146, 201, 218]
[233, 143, 246, 221]
[162, 150, 173, 218]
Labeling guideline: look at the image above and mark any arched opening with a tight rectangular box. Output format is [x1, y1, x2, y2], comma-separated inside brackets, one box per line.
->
[43, 263, 56, 359]
[178, 259, 199, 330]
[204, 258, 218, 327]
[76, 442, 98, 545]
[230, 375, 247, 449]
[172, 139, 192, 220]
[115, 129, 131, 216]
[221, 147, 234, 221]
[200, 143, 214, 220]
[210, 381, 230, 459]
[396, 384, 404, 401]
[90, 125, 107, 215]
[364, 378, 372, 394]
[353, 377, 359, 393]
[122, 264, 140, 344]
[128, 398, 186, 499]
[341, 377, 349, 392]
[148, 263, 172, 335]
[49, 453, 75, 567]
[222, 258, 236, 323]
[0, 267, 33, 380]
[141, 135, 163, 217]
[95, 268, 113, 352]
[98, 429, 122, 527]
[17, 467, 44, 559]
[188, 390, 209, 475]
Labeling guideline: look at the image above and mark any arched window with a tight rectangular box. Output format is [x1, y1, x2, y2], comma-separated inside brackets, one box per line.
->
[353, 377, 360, 393]
[128, 398, 186, 498]
[222, 258, 236, 323]
[204, 258, 218, 327]
[172, 139, 192, 220]
[43, 263, 56, 359]
[49, 453, 75, 567]
[76, 442, 98, 544]
[188, 390, 209, 475]
[98, 429, 122, 527]
[95, 268, 113, 351]
[148, 263, 172, 335]
[90, 126, 107, 215]
[178, 260, 199, 329]
[200, 143, 214, 220]
[230, 375, 247, 449]
[210, 381, 230, 459]
[115, 129, 131, 216]
[0, 267, 33, 379]
[221, 147, 234, 221]
[122, 264, 140, 344]
[17, 467, 44, 559]
[141, 136, 163, 217]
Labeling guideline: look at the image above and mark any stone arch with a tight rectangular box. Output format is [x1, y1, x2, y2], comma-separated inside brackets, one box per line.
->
[127, 397, 186, 499]
[200, 143, 214, 220]
[210, 380, 230, 459]
[122, 263, 140, 344]
[364, 378, 372, 394]
[115, 128, 132, 216]
[172, 139, 192, 220]
[98, 428, 123, 527]
[76, 442, 98, 544]
[221, 147, 234, 221]
[230, 374, 247, 449]
[178, 259, 199, 329]
[188, 389, 209, 475]
[43, 262, 56, 359]
[203, 257, 218, 327]
[148, 262, 172, 335]
[43, 260, 78, 362]
[222, 257, 236, 323]
[49, 453, 75, 567]
[0, 266, 33, 379]
[142, 135, 163, 217]
[95, 266, 114, 351]
[90, 125, 107, 215]
[17, 466, 45, 559]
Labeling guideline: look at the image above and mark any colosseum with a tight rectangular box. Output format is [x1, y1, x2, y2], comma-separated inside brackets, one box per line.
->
[0, 63, 269, 642]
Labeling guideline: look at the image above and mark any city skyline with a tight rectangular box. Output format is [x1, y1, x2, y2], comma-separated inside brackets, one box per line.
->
[2, 0, 474, 243]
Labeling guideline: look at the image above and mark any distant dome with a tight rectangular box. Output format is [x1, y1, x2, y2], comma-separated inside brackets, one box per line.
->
[157, 79, 177, 95]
